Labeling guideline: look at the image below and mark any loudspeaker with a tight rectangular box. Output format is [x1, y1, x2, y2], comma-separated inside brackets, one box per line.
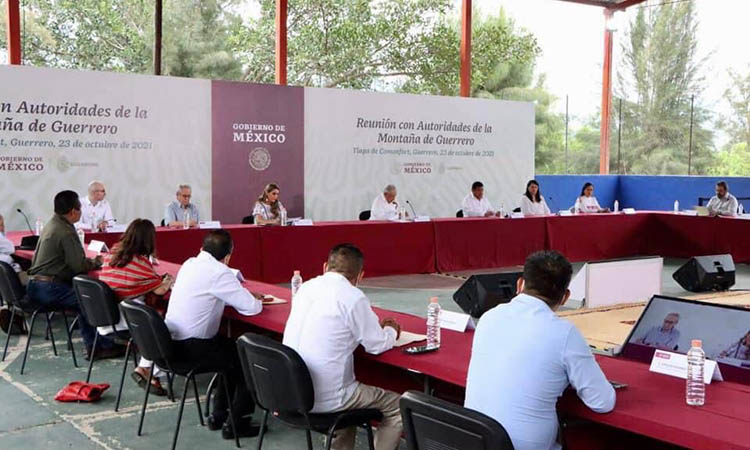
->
[672, 254, 735, 292]
[452, 272, 522, 319]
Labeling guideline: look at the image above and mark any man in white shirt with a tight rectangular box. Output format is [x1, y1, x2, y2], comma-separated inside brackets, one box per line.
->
[370, 184, 401, 221]
[707, 180, 739, 217]
[283, 244, 403, 450]
[165, 229, 263, 439]
[164, 184, 200, 227]
[635, 313, 681, 351]
[465, 250, 615, 450]
[461, 181, 500, 217]
[78, 180, 115, 231]
[0, 214, 21, 272]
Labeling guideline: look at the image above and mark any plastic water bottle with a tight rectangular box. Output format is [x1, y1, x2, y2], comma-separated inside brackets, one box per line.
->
[674, 200, 680, 213]
[739, 204, 745, 215]
[77, 227, 86, 248]
[426, 297, 441, 348]
[280, 208, 288, 226]
[291, 270, 303, 298]
[614, 200, 619, 213]
[686, 339, 705, 406]
[35, 218, 43, 236]
[183, 209, 190, 229]
[499, 204, 505, 218]
[89, 212, 96, 230]
[574, 202, 581, 214]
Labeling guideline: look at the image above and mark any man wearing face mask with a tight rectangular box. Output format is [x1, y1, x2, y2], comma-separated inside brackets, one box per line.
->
[283, 243, 403, 450]
[165, 229, 263, 439]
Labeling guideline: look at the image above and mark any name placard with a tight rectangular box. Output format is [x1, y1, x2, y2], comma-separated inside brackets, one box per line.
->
[87, 240, 109, 254]
[198, 221, 221, 229]
[649, 350, 723, 384]
[439, 310, 474, 333]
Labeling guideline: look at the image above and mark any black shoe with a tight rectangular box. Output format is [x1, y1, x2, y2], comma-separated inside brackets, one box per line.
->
[221, 420, 267, 439]
[85, 345, 126, 361]
[207, 413, 226, 431]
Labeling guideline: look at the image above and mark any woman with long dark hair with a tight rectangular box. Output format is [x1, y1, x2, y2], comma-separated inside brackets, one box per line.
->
[520, 180, 551, 216]
[252, 183, 286, 225]
[100, 218, 173, 396]
[574, 182, 608, 213]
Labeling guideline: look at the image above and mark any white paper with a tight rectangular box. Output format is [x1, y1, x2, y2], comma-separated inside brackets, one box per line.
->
[681, 210, 699, 216]
[87, 240, 109, 254]
[439, 310, 471, 332]
[649, 350, 723, 384]
[260, 295, 287, 305]
[510, 212, 525, 219]
[229, 268, 245, 282]
[558, 210, 573, 216]
[292, 219, 314, 226]
[106, 224, 127, 233]
[394, 331, 427, 347]
[198, 221, 221, 229]
[623, 208, 637, 215]
[414, 216, 431, 222]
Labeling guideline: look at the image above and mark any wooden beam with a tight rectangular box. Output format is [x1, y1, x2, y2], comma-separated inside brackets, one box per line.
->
[275, 0, 288, 85]
[6, 0, 21, 64]
[599, 9, 614, 174]
[459, 0, 471, 97]
[154, 0, 162, 75]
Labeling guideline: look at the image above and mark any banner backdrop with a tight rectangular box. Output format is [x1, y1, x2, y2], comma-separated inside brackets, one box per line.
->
[304, 88, 535, 220]
[0, 66, 211, 231]
[211, 81, 304, 223]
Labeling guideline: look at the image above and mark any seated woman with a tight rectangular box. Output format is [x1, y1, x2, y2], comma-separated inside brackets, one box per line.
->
[574, 182, 610, 213]
[520, 180, 551, 216]
[100, 218, 174, 396]
[252, 183, 286, 225]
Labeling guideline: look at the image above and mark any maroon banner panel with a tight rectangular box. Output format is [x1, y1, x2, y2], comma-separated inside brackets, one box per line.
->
[211, 81, 304, 222]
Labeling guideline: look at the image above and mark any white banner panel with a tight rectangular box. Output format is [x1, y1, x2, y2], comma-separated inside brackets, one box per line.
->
[0, 66, 211, 231]
[304, 88, 534, 220]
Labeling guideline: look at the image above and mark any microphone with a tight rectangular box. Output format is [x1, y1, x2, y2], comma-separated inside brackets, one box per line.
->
[406, 200, 418, 217]
[16, 208, 33, 233]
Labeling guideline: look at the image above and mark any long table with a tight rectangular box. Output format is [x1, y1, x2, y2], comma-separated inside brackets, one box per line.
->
[11, 245, 750, 449]
[10, 212, 750, 284]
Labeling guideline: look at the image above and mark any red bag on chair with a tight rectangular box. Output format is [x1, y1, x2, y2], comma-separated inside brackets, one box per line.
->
[54, 381, 110, 402]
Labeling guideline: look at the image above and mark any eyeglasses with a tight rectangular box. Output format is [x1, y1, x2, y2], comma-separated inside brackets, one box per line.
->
[664, 320, 677, 325]
[179, 194, 192, 199]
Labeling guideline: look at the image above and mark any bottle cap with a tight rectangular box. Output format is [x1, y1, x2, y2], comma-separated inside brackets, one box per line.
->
[430, 297, 438, 303]
[692, 339, 702, 348]
[294, 270, 300, 276]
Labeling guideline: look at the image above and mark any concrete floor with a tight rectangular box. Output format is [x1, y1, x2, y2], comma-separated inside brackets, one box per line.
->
[2, 257, 749, 449]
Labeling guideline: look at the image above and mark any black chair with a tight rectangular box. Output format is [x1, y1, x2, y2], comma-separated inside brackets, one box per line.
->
[242, 215, 255, 225]
[0, 261, 78, 374]
[358, 210, 371, 221]
[160, 219, 166, 227]
[236, 333, 381, 450]
[120, 299, 240, 450]
[400, 391, 514, 450]
[456, 210, 464, 218]
[72, 275, 138, 410]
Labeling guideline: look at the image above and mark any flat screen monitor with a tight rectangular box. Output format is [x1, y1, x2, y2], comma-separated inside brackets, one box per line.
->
[621, 295, 750, 384]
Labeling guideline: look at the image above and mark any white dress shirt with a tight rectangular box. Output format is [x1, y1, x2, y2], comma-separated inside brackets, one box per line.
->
[78, 196, 114, 229]
[574, 196, 601, 213]
[165, 251, 262, 341]
[0, 232, 20, 272]
[370, 193, 399, 221]
[252, 201, 286, 221]
[707, 193, 738, 217]
[465, 294, 615, 450]
[283, 271, 397, 412]
[461, 193, 494, 217]
[520, 195, 551, 216]
[638, 325, 680, 350]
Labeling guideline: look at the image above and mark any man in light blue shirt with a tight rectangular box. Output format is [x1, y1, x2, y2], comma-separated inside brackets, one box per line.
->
[465, 250, 615, 450]
[164, 184, 199, 227]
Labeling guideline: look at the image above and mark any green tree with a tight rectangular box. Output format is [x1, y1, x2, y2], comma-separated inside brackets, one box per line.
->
[614, 1, 714, 174]
[719, 68, 750, 151]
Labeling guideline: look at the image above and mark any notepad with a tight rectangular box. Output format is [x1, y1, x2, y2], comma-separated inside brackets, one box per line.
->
[395, 331, 427, 347]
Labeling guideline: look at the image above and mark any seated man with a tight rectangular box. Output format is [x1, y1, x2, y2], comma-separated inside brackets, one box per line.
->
[461, 181, 500, 217]
[78, 180, 115, 231]
[465, 250, 615, 450]
[370, 184, 401, 221]
[283, 244, 403, 450]
[707, 180, 738, 217]
[636, 313, 680, 351]
[26, 191, 123, 360]
[164, 184, 199, 228]
[0, 214, 21, 272]
[164, 229, 263, 439]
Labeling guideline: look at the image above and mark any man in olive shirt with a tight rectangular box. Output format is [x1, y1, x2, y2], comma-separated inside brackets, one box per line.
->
[27, 190, 123, 360]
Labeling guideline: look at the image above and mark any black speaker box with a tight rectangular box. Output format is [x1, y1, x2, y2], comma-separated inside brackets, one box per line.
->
[672, 254, 735, 292]
[452, 272, 522, 319]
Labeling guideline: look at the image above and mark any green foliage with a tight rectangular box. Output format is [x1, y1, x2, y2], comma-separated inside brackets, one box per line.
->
[614, 1, 714, 175]
[709, 143, 750, 176]
[720, 69, 750, 151]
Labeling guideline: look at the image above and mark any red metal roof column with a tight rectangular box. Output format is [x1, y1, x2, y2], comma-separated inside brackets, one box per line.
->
[460, 0, 472, 97]
[6, 0, 21, 64]
[599, 9, 614, 174]
[275, 0, 288, 85]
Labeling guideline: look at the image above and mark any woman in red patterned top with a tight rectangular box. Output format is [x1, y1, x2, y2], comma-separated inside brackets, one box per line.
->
[100, 218, 174, 395]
